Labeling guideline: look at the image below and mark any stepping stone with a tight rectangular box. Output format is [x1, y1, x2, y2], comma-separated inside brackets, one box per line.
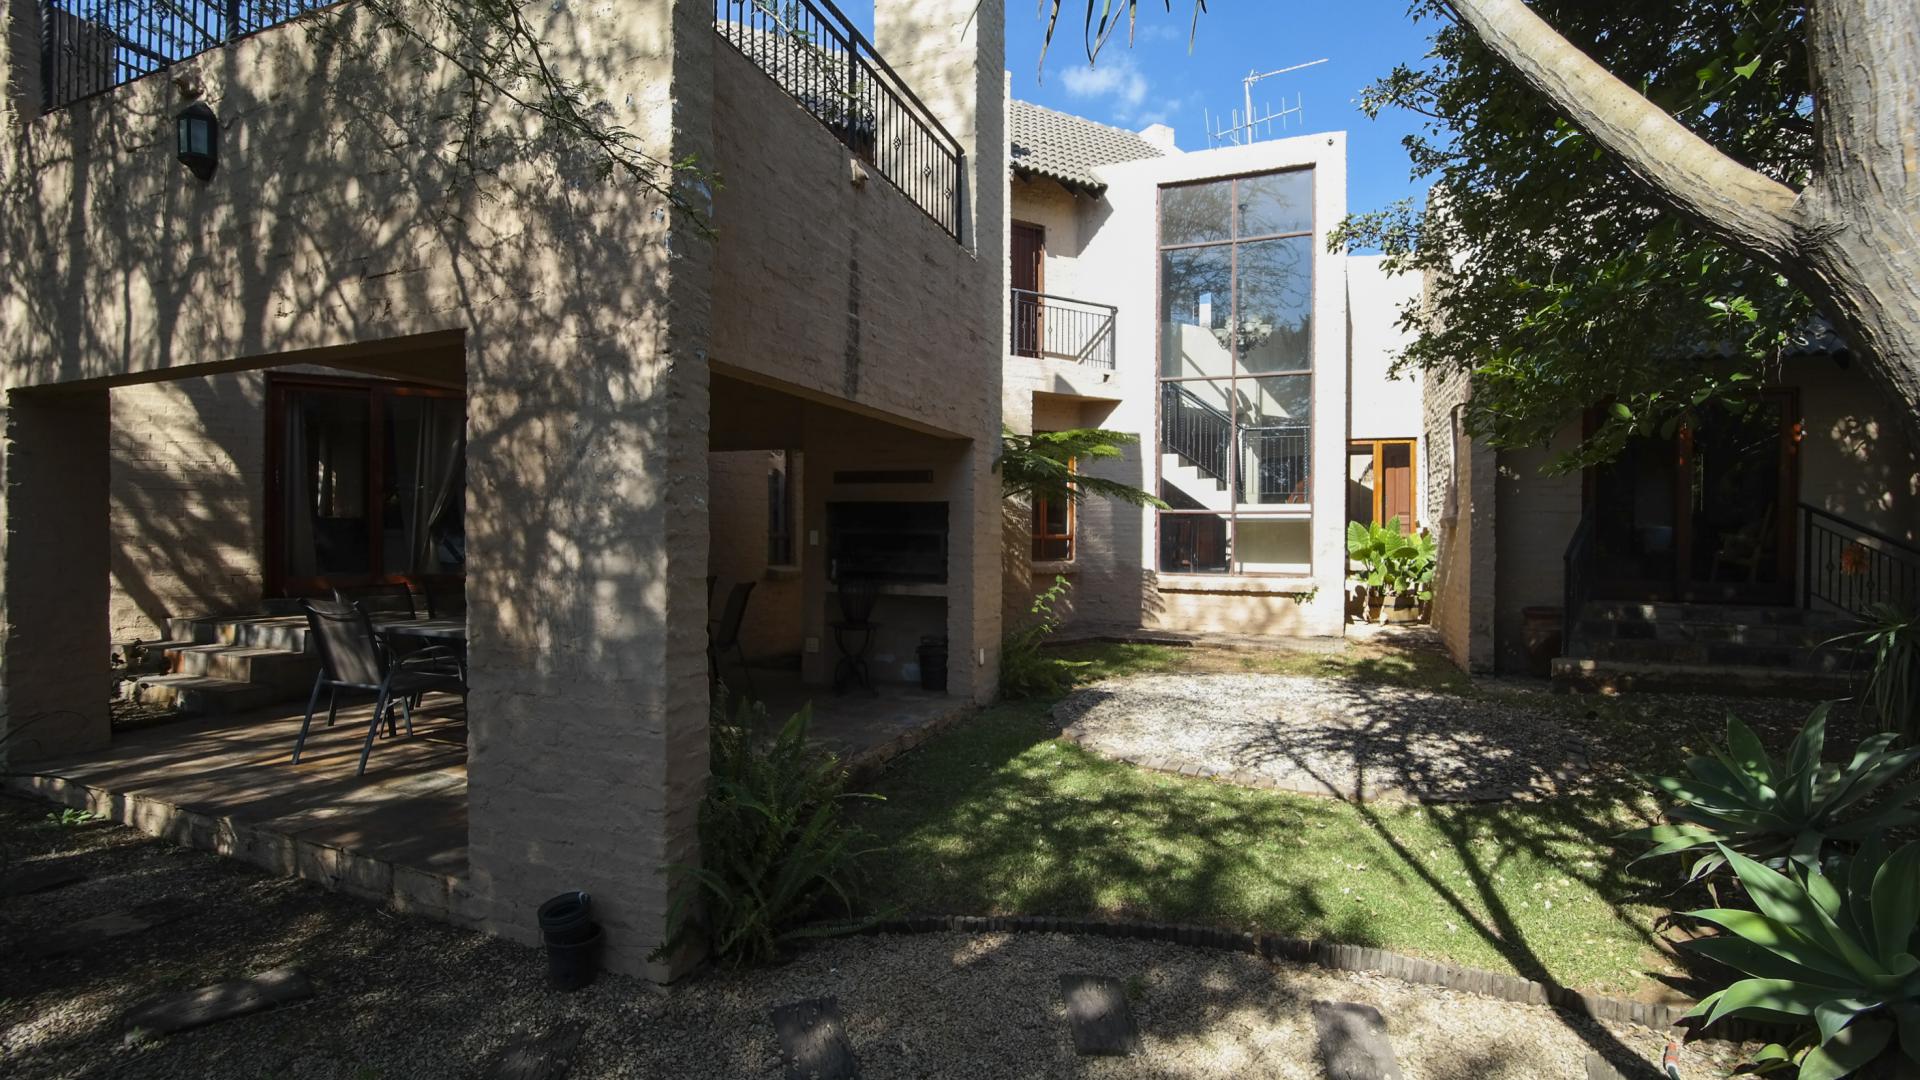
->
[21, 899, 189, 959]
[1059, 973, 1140, 1057]
[1586, 1053, 1666, 1080]
[124, 967, 313, 1037]
[770, 997, 858, 1080]
[0, 861, 85, 897]
[1312, 1000, 1404, 1080]
[484, 1021, 586, 1080]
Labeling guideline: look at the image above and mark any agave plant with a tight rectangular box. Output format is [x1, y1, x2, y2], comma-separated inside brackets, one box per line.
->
[1684, 842, 1920, 1080]
[1627, 706, 1920, 882]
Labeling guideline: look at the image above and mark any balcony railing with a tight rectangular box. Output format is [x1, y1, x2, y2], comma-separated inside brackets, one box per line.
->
[41, 0, 333, 110]
[714, 0, 964, 241]
[1011, 288, 1117, 369]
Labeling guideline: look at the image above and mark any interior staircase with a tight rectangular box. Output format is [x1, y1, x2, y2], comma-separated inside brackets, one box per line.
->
[1551, 600, 1863, 697]
[1159, 452, 1232, 512]
[119, 612, 320, 716]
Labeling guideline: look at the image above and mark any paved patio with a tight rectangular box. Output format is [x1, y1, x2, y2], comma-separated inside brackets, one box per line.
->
[3, 675, 970, 921]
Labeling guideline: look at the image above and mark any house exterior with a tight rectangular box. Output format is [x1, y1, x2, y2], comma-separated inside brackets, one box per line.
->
[0, 0, 1006, 979]
[1424, 330, 1920, 684]
[1001, 101, 1422, 637]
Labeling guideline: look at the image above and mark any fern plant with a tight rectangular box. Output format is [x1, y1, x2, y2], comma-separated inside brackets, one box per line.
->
[1684, 841, 1920, 1080]
[1000, 575, 1087, 700]
[655, 695, 882, 967]
[995, 428, 1167, 509]
[1627, 707, 1920, 883]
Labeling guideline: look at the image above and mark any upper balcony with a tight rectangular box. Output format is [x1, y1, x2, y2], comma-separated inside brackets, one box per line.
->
[713, 0, 964, 242]
[1009, 288, 1116, 369]
[39, 0, 335, 110]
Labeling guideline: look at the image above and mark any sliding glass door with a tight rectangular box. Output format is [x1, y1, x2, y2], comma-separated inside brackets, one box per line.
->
[267, 376, 465, 597]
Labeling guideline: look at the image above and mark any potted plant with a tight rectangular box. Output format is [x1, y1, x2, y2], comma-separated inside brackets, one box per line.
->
[1395, 529, 1436, 622]
[1345, 517, 1412, 622]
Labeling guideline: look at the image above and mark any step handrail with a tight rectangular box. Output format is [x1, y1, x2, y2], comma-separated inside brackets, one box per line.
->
[1799, 501, 1920, 617]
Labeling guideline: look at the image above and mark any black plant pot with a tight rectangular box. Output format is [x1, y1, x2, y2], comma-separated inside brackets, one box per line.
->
[538, 891, 594, 946]
[546, 925, 603, 992]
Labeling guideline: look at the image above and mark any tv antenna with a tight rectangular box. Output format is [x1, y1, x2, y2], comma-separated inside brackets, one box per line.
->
[1204, 58, 1329, 147]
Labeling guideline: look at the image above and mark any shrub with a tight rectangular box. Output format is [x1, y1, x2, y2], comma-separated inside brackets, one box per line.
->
[655, 695, 882, 967]
[1827, 602, 1920, 740]
[1683, 840, 1920, 1080]
[999, 574, 1084, 700]
[1626, 706, 1920, 882]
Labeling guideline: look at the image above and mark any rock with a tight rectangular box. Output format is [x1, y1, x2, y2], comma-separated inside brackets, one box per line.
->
[770, 996, 858, 1079]
[483, 1020, 586, 1080]
[1313, 1000, 1404, 1080]
[1059, 973, 1140, 1057]
[124, 967, 313, 1037]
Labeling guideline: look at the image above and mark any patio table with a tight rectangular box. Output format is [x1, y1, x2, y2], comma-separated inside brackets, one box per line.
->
[377, 618, 469, 685]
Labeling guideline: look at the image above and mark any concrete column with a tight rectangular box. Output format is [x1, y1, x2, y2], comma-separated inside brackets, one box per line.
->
[459, 0, 714, 982]
[0, 388, 110, 766]
[875, 0, 1006, 704]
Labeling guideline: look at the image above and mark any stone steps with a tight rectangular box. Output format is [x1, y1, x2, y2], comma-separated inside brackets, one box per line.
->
[1552, 657, 1858, 699]
[1571, 600, 1862, 672]
[121, 613, 322, 717]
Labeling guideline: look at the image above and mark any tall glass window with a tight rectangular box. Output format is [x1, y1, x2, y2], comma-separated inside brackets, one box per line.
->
[1157, 169, 1313, 575]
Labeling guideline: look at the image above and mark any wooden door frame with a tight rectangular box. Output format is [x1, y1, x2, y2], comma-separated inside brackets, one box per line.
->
[265, 373, 464, 599]
[1011, 220, 1046, 357]
[1674, 388, 1799, 604]
[1580, 389, 1800, 605]
[1348, 438, 1418, 530]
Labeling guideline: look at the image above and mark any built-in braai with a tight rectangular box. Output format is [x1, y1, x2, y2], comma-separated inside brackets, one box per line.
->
[828, 501, 949, 584]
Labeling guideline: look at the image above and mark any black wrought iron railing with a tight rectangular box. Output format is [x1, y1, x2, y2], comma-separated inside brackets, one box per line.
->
[1160, 382, 1232, 493]
[1563, 510, 1596, 656]
[40, 0, 332, 110]
[715, 0, 964, 241]
[1011, 288, 1116, 369]
[1800, 503, 1920, 618]
[1243, 426, 1309, 505]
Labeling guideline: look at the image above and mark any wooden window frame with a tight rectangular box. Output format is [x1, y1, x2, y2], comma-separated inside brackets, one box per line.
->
[1031, 451, 1075, 563]
[265, 372, 464, 598]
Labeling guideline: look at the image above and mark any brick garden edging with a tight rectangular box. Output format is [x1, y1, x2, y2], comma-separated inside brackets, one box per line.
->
[843, 913, 1692, 1033]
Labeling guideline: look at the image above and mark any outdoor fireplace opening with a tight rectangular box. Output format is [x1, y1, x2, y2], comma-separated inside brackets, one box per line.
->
[827, 501, 949, 584]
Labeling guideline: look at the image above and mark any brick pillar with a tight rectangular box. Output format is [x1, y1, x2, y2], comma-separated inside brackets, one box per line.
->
[459, 0, 714, 981]
[875, 0, 1006, 703]
[1, 388, 110, 766]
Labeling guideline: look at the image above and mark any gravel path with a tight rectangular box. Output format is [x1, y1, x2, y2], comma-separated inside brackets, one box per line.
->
[1053, 674, 1590, 802]
[0, 795, 1745, 1079]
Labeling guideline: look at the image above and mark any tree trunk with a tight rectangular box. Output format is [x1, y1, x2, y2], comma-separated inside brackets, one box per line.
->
[1447, 0, 1920, 437]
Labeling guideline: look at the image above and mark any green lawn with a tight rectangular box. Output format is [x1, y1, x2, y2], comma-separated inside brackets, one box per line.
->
[853, 640, 1820, 996]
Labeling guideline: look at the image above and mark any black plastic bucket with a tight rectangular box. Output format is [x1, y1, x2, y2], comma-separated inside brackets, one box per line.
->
[916, 635, 948, 692]
[546, 925, 603, 992]
[537, 891, 594, 946]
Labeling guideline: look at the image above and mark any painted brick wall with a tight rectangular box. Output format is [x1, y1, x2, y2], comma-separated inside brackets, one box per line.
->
[108, 373, 267, 642]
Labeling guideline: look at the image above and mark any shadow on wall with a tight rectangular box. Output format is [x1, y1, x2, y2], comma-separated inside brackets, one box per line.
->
[109, 373, 268, 641]
[5, 0, 711, 964]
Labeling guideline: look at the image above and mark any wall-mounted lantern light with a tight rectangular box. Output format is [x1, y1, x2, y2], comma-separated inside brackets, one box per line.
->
[175, 102, 218, 181]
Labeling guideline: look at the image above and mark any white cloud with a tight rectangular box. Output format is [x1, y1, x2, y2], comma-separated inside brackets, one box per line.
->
[1059, 54, 1150, 110]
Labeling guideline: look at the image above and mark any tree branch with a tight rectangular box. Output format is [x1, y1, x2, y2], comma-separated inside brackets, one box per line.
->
[1443, 0, 1802, 266]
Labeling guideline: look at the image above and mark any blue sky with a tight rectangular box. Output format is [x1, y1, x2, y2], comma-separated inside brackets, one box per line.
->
[840, 1, 1439, 222]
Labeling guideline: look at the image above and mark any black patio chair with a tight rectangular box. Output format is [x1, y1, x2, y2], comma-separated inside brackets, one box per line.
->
[831, 577, 881, 696]
[708, 580, 756, 697]
[294, 599, 466, 777]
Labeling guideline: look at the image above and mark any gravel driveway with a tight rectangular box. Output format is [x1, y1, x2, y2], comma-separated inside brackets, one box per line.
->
[0, 795, 1743, 1079]
[1053, 674, 1590, 802]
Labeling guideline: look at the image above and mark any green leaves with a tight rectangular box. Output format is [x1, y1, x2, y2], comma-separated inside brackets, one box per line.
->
[1684, 842, 1920, 1077]
[1629, 707, 1920, 882]
[654, 696, 883, 967]
[996, 428, 1168, 510]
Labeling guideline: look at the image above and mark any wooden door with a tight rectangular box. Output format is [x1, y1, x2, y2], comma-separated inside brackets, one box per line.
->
[1011, 221, 1045, 356]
